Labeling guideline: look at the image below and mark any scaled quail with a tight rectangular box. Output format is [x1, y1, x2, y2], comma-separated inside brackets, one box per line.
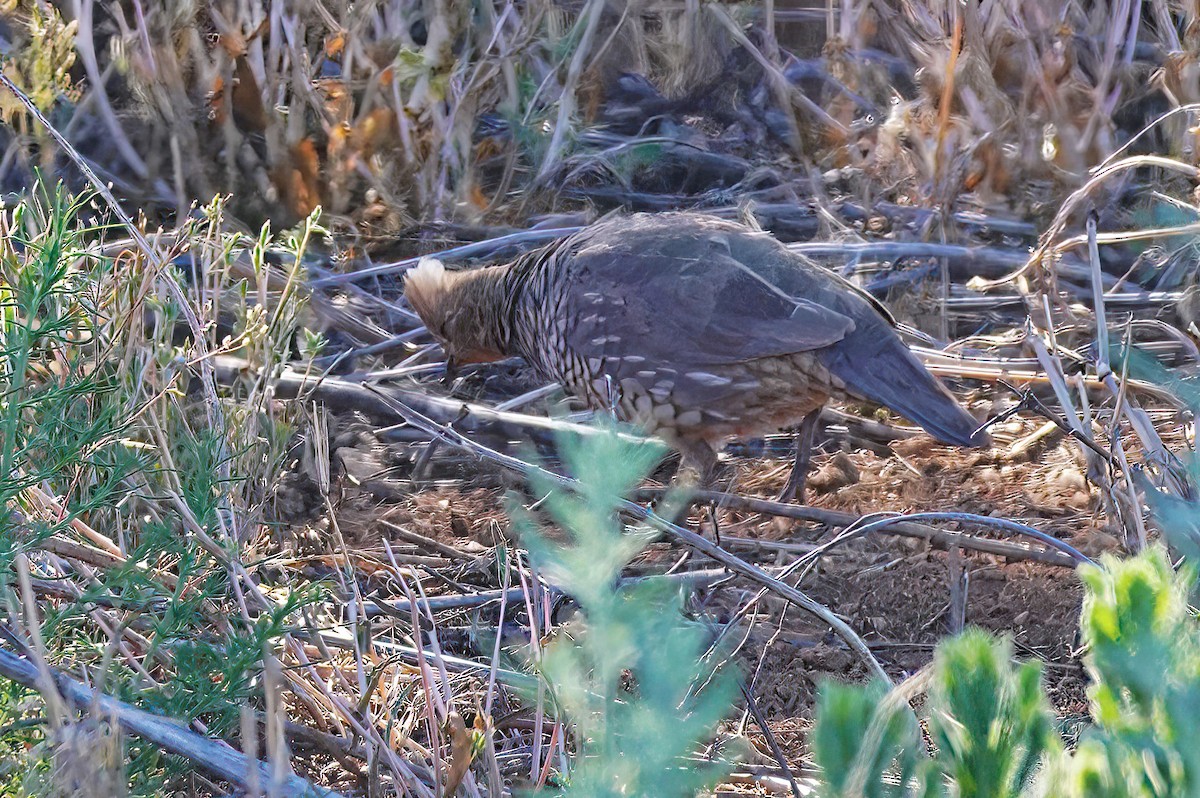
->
[404, 212, 989, 491]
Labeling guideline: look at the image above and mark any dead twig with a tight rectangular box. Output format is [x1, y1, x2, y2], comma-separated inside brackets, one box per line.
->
[360, 384, 894, 685]
[640, 489, 1084, 568]
[971, 155, 1200, 291]
[0, 645, 345, 798]
[270, 365, 653, 450]
[308, 227, 583, 288]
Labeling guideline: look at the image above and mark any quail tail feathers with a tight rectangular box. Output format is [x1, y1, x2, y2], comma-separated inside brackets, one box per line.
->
[822, 335, 989, 448]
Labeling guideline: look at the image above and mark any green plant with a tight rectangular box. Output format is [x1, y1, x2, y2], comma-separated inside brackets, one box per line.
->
[0, 4, 78, 129]
[0, 183, 321, 795]
[0, 185, 141, 794]
[1058, 550, 1200, 797]
[810, 679, 925, 798]
[810, 548, 1200, 798]
[510, 425, 738, 797]
[812, 629, 1057, 798]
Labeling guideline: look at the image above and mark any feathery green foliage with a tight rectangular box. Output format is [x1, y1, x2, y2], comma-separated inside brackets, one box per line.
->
[925, 631, 1058, 798]
[810, 679, 926, 798]
[511, 425, 738, 797]
[0, 184, 321, 795]
[812, 548, 1200, 798]
[1058, 550, 1200, 797]
[813, 630, 1056, 798]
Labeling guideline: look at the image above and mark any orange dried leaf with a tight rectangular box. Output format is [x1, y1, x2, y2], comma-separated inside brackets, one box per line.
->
[443, 712, 475, 794]
[290, 138, 323, 213]
[208, 75, 227, 125]
[249, 16, 270, 43]
[217, 32, 247, 58]
[351, 108, 397, 159]
[271, 139, 324, 219]
[325, 30, 347, 58]
[469, 183, 490, 210]
[328, 122, 350, 161]
[231, 56, 268, 133]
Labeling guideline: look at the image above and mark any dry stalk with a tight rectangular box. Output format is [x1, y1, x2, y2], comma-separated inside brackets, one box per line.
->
[971, 155, 1200, 292]
[362, 383, 893, 684]
[0, 643, 346, 796]
[537, 0, 606, 180]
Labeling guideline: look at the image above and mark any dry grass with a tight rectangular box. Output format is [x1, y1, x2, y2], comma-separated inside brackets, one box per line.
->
[0, 2, 1187, 232]
[0, 1, 1196, 796]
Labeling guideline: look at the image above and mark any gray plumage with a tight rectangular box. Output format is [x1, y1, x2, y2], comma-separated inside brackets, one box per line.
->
[405, 212, 988, 475]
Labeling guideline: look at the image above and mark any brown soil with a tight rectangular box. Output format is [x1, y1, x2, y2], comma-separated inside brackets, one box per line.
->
[296, 404, 1106, 773]
[739, 549, 1085, 764]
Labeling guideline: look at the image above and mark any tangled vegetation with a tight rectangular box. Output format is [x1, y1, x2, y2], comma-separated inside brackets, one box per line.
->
[0, 1, 1199, 797]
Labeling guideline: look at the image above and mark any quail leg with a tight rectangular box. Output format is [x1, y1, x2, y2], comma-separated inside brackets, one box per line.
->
[778, 409, 822, 503]
[676, 438, 720, 489]
[657, 438, 720, 527]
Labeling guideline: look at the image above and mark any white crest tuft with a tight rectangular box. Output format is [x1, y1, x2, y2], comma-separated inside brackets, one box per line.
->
[404, 257, 452, 325]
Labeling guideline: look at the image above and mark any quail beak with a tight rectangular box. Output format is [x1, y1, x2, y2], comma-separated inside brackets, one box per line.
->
[442, 354, 460, 385]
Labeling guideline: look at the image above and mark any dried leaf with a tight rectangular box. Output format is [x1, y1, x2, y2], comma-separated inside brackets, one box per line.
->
[271, 139, 323, 218]
[207, 75, 227, 126]
[468, 184, 490, 210]
[217, 32, 247, 59]
[351, 109, 398, 160]
[443, 711, 475, 794]
[325, 30, 347, 58]
[231, 55, 268, 133]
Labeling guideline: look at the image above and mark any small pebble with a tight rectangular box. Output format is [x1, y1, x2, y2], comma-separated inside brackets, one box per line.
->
[1066, 490, 1091, 510]
[809, 453, 861, 494]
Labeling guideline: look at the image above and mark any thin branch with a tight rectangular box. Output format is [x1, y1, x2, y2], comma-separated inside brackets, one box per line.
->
[537, 0, 606, 180]
[359, 384, 893, 685]
[307, 227, 582, 288]
[640, 489, 1084, 568]
[0, 646, 345, 798]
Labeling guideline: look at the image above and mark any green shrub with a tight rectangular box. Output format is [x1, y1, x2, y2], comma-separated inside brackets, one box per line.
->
[511, 425, 738, 797]
[0, 184, 319, 795]
[813, 629, 1056, 798]
[811, 548, 1200, 798]
[1058, 550, 1200, 797]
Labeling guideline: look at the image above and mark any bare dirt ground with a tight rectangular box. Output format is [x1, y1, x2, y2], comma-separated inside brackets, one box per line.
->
[279, 397, 1112, 778]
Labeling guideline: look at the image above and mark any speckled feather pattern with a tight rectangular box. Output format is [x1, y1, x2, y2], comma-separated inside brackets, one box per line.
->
[407, 212, 986, 462]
